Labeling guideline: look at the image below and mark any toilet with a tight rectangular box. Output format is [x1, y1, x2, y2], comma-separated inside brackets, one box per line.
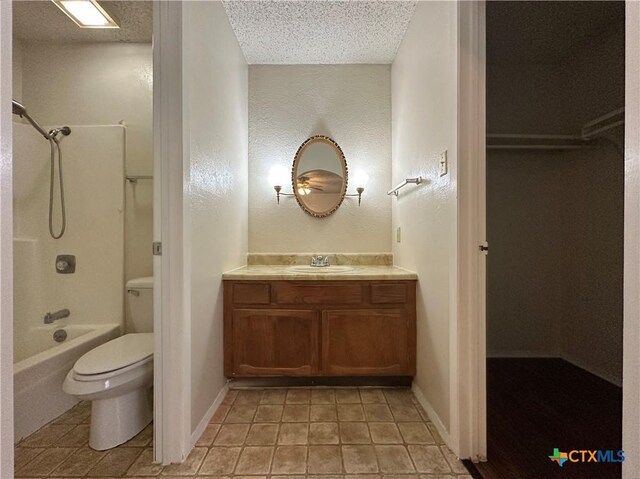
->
[63, 277, 154, 450]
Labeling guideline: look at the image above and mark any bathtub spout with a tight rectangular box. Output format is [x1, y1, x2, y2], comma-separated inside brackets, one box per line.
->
[44, 309, 70, 324]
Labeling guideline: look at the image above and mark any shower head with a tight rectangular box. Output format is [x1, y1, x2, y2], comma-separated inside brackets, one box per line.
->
[11, 99, 51, 140]
[12, 100, 27, 117]
[49, 126, 72, 138]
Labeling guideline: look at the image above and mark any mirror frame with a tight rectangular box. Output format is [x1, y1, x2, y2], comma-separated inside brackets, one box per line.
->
[292, 135, 348, 218]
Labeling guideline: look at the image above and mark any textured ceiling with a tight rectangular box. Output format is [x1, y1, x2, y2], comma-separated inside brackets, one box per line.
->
[487, 1, 624, 65]
[13, 0, 152, 44]
[222, 0, 417, 64]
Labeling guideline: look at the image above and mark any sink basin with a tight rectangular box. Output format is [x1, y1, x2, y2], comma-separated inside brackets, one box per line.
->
[286, 265, 354, 274]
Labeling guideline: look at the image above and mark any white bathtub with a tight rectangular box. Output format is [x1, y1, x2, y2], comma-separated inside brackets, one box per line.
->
[14, 323, 120, 442]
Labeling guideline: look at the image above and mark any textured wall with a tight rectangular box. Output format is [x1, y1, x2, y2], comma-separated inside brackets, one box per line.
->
[183, 1, 248, 432]
[248, 65, 392, 253]
[13, 124, 124, 360]
[17, 43, 153, 313]
[392, 1, 458, 431]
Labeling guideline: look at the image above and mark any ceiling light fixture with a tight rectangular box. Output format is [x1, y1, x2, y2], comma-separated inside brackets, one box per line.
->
[52, 0, 119, 29]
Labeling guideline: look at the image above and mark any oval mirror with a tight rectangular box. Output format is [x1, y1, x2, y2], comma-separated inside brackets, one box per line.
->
[292, 136, 348, 218]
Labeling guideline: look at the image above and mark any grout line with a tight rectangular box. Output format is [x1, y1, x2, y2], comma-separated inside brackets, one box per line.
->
[15, 387, 471, 478]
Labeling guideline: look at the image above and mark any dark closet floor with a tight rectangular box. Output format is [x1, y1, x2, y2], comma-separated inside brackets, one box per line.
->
[468, 358, 622, 479]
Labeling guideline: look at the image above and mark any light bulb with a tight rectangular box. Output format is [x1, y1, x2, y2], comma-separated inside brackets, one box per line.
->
[353, 171, 369, 189]
[268, 165, 289, 187]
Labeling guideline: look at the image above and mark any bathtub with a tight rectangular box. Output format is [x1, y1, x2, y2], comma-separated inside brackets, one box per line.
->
[14, 323, 120, 442]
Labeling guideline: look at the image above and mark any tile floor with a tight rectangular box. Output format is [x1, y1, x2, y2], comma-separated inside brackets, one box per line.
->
[14, 387, 472, 479]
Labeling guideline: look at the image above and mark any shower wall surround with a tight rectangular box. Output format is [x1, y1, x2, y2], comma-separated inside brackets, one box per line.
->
[13, 124, 124, 362]
[14, 41, 153, 331]
[248, 65, 392, 253]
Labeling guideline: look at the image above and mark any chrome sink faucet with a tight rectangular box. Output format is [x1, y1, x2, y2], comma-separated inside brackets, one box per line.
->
[44, 308, 70, 324]
[310, 255, 330, 267]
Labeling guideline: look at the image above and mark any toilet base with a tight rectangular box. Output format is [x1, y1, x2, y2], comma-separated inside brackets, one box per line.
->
[89, 386, 153, 450]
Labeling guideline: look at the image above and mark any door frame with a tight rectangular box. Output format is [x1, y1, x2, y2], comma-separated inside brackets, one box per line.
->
[623, 2, 640, 477]
[152, 0, 191, 465]
[0, 0, 14, 476]
[453, 0, 487, 461]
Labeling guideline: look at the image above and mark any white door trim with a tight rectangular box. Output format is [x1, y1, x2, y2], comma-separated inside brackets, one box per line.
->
[0, 1, 14, 476]
[453, 0, 487, 461]
[153, 0, 190, 464]
[623, 3, 640, 477]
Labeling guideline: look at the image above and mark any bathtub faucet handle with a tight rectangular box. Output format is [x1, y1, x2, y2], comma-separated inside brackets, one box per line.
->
[44, 308, 70, 324]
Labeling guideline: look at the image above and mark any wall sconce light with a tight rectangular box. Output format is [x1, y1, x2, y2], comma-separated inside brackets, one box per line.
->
[346, 171, 369, 206]
[269, 165, 294, 204]
[270, 165, 369, 206]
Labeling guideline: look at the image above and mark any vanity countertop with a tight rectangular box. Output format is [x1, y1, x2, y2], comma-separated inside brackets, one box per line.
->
[222, 264, 417, 281]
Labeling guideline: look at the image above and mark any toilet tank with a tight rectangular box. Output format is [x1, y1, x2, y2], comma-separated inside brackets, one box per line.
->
[126, 277, 154, 333]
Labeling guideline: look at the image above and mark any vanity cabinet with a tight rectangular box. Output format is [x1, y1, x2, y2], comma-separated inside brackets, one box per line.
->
[224, 280, 416, 377]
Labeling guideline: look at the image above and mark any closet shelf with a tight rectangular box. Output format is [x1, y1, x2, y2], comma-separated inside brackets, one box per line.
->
[488, 108, 625, 150]
[487, 134, 593, 150]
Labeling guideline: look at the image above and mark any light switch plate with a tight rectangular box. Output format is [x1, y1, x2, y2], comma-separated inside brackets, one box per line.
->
[396, 227, 401, 243]
[439, 150, 448, 177]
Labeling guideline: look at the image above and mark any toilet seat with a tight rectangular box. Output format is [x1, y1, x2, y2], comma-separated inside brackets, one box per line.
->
[73, 333, 153, 376]
[73, 356, 153, 382]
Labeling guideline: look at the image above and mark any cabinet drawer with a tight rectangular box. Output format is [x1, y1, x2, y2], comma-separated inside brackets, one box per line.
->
[273, 283, 363, 305]
[370, 283, 408, 304]
[233, 283, 271, 304]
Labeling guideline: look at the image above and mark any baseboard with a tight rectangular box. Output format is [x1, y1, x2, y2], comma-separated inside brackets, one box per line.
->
[487, 352, 622, 387]
[190, 381, 230, 448]
[487, 350, 560, 358]
[560, 354, 622, 388]
[411, 382, 450, 445]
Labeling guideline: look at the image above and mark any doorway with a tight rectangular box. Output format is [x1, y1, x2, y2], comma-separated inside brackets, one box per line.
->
[9, 0, 159, 474]
[475, 2, 625, 478]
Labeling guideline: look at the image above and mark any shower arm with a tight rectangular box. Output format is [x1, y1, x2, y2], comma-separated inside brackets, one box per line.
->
[11, 100, 70, 141]
[21, 113, 51, 140]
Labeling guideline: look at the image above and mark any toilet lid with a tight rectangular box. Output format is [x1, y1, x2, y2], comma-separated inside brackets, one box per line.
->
[74, 333, 154, 375]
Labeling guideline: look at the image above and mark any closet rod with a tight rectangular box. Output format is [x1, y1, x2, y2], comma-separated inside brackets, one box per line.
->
[487, 133, 583, 140]
[488, 145, 596, 150]
[581, 107, 625, 129]
[582, 120, 624, 140]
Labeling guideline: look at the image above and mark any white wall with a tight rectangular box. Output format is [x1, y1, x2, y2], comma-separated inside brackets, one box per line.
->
[15, 42, 153, 322]
[12, 124, 124, 361]
[183, 1, 248, 433]
[248, 65, 391, 253]
[392, 1, 458, 433]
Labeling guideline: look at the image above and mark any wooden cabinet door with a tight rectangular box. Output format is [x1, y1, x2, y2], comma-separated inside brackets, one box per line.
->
[322, 310, 409, 376]
[232, 309, 319, 376]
